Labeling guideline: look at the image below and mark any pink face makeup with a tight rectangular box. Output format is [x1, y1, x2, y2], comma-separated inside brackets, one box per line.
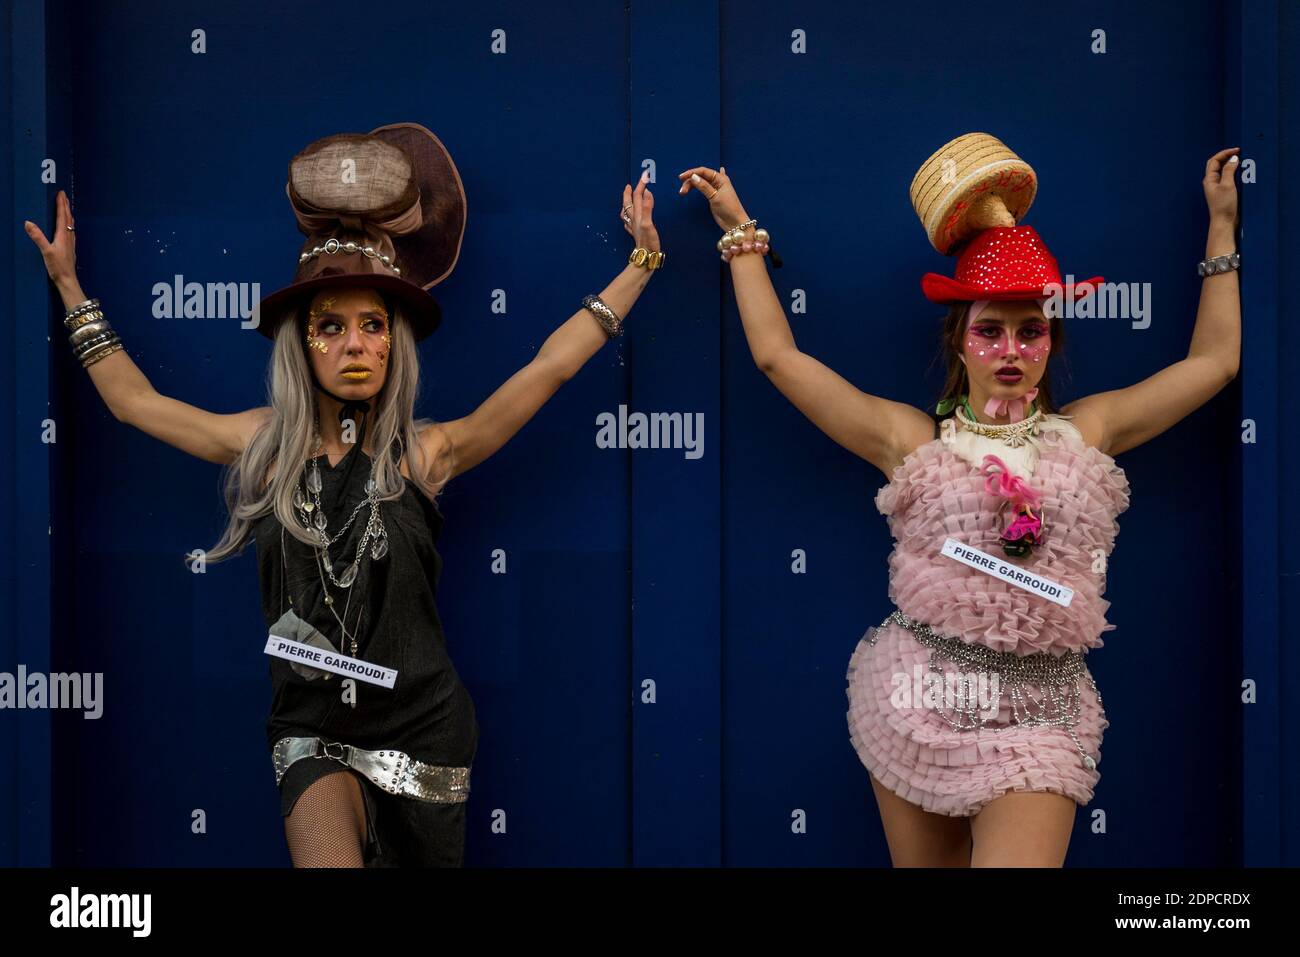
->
[963, 300, 1052, 365]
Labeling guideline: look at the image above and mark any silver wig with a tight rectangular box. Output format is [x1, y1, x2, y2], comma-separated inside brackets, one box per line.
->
[199, 299, 454, 565]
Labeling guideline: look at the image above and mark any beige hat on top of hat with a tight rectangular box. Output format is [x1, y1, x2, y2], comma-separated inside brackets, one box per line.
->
[258, 122, 467, 342]
[910, 132, 1037, 255]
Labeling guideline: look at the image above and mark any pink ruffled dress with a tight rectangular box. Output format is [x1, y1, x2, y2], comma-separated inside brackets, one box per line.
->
[845, 413, 1131, 817]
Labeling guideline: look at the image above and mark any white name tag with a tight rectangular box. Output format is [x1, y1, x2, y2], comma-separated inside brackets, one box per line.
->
[940, 537, 1074, 607]
[264, 635, 398, 688]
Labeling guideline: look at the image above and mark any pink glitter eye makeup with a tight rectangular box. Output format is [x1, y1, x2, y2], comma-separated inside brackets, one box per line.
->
[964, 321, 1051, 361]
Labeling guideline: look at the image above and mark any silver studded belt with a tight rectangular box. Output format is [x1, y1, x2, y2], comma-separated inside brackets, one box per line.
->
[272, 736, 471, 804]
[866, 607, 1105, 771]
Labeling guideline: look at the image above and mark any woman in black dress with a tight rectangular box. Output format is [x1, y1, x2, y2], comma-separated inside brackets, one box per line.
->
[24, 124, 664, 866]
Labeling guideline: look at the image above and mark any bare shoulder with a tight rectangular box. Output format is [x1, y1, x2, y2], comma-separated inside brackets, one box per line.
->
[1057, 395, 1110, 454]
[872, 401, 937, 480]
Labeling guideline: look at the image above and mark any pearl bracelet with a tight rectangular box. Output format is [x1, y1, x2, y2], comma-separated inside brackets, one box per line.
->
[717, 221, 772, 263]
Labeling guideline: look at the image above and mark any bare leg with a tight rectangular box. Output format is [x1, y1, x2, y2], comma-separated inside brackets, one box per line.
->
[283, 769, 369, 868]
[869, 772, 972, 867]
[970, 790, 1077, 867]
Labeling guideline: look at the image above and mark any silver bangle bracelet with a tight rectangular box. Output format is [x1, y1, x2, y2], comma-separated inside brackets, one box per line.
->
[1197, 251, 1240, 276]
[581, 294, 623, 338]
[69, 319, 112, 347]
[73, 331, 120, 359]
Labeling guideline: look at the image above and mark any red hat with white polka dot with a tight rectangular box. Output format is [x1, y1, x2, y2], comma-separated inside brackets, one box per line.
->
[921, 225, 1102, 304]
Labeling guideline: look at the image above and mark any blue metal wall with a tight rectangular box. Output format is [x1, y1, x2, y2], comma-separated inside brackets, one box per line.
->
[1, 0, 1289, 866]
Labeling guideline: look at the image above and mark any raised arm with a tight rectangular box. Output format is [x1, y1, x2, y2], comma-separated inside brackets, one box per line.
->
[25, 190, 271, 466]
[1062, 148, 1241, 457]
[679, 165, 933, 478]
[424, 174, 662, 480]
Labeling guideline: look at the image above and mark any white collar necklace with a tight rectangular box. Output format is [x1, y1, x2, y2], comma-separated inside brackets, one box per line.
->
[954, 402, 1043, 448]
[944, 407, 1080, 482]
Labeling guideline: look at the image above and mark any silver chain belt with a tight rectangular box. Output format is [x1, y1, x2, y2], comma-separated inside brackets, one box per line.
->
[273, 736, 471, 804]
[867, 608, 1104, 770]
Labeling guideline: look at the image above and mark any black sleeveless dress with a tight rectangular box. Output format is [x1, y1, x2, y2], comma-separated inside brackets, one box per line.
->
[252, 445, 479, 867]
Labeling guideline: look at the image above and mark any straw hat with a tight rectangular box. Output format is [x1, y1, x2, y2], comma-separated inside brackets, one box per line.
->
[909, 132, 1037, 255]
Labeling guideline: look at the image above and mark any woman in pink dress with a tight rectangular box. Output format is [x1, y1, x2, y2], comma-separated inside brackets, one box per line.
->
[679, 138, 1241, 867]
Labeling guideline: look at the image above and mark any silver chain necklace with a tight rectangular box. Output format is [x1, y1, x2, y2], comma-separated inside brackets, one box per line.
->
[289, 431, 391, 655]
[279, 524, 362, 662]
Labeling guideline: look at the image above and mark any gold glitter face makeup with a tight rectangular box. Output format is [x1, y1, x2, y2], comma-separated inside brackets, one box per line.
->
[306, 294, 337, 354]
[304, 289, 393, 386]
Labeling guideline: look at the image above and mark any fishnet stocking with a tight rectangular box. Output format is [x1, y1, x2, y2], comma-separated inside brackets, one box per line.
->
[284, 769, 369, 868]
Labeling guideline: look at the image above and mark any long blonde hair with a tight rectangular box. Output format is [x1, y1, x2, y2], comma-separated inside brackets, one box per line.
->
[197, 298, 454, 565]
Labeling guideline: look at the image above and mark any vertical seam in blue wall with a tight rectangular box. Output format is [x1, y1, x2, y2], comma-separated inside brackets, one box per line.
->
[624, 0, 635, 867]
[1239, 0, 1282, 866]
[716, 0, 726, 869]
[10, 0, 53, 867]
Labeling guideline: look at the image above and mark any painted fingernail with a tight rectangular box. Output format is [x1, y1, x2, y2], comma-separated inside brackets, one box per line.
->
[691, 174, 701, 183]
[1228, 155, 1239, 162]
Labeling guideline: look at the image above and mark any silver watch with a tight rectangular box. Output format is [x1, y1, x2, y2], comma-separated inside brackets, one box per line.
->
[1197, 251, 1240, 276]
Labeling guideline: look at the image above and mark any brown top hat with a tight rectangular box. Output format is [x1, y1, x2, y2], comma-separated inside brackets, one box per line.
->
[257, 122, 467, 341]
